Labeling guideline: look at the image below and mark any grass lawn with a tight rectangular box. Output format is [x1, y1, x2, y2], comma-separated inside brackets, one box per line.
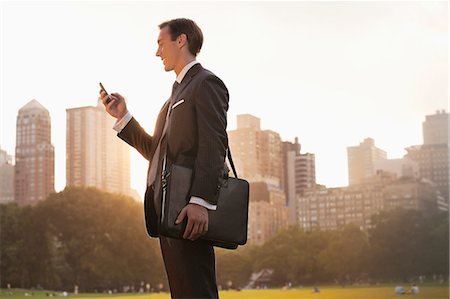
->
[1, 285, 449, 299]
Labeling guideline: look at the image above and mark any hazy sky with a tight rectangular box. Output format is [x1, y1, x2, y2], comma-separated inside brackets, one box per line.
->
[1, 1, 448, 199]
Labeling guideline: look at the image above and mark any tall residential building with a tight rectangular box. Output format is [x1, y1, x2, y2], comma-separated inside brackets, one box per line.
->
[228, 114, 287, 244]
[66, 102, 131, 196]
[297, 172, 447, 231]
[282, 138, 301, 190]
[0, 147, 14, 203]
[282, 138, 316, 224]
[405, 110, 449, 202]
[228, 114, 283, 186]
[423, 110, 448, 145]
[347, 137, 387, 185]
[15, 99, 55, 204]
[405, 144, 449, 202]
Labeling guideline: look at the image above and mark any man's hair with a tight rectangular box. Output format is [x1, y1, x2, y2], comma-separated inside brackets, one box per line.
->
[159, 18, 203, 57]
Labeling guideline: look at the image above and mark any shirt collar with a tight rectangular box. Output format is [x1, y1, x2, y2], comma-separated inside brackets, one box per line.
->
[176, 60, 199, 84]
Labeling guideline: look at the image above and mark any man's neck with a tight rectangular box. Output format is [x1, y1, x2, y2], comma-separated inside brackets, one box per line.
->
[174, 57, 196, 76]
[176, 60, 198, 84]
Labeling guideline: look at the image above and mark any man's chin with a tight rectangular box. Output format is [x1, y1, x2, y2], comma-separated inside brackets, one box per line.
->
[164, 65, 173, 72]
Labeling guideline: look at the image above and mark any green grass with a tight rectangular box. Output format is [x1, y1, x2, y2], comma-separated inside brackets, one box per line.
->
[1, 285, 449, 299]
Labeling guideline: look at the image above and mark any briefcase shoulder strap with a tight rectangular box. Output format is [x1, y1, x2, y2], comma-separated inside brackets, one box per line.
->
[226, 148, 239, 179]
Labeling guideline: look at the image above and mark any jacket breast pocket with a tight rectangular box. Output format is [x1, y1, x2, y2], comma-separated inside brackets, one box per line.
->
[168, 96, 194, 138]
[171, 99, 185, 110]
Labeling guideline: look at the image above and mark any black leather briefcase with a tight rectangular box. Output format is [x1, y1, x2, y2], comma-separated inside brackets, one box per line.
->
[159, 150, 249, 249]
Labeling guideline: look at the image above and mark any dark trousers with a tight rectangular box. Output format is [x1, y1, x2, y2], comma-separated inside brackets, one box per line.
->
[159, 236, 219, 299]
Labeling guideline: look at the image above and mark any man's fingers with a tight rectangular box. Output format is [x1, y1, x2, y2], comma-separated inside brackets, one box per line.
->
[183, 218, 194, 239]
[178, 204, 209, 240]
[106, 99, 116, 111]
[188, 222, 201, 240]
[111, 92, 124, 101]
[99, 91, 119, 105]
[100, 94, 113, 107]
[176, 207, 187, 224]
[99, 93, 107, 104]
[203, 221, 208, 235]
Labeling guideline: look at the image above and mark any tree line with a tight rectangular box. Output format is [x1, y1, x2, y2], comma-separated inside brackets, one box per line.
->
[1, 187, 448, 291]
[217, 208, 448, 288]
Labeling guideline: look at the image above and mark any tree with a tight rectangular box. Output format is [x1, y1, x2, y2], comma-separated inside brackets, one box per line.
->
[421, 211, 448, 277]
[1, 187, 166, 291]
[367, 209, 432, 281]
[216, 247, 253, 288]
[39, 187, 165, 291]
[319, 224, 368, 284]
[252, 226, 331, 286]
[0, 203, 26, 287]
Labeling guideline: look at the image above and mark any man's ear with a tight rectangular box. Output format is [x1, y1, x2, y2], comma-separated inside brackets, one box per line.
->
[177, 33, 188, 49]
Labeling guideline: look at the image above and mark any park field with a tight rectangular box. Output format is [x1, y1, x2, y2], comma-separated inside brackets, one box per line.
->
[1, 285, 449, 299]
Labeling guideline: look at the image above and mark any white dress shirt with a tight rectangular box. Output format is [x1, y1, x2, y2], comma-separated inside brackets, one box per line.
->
[113, 60, 217, 210]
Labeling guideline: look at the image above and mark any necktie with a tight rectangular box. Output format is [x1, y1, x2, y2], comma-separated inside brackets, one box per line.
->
[147, 81, 179, 187]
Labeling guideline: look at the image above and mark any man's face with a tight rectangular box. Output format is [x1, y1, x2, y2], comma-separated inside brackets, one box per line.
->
[156, 26, 180, 72]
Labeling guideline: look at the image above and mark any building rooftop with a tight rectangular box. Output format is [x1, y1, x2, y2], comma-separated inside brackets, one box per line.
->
[19, 99, 48, 112]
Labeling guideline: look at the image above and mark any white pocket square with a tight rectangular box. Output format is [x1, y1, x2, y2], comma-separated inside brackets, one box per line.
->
[172, 99, 185, 109]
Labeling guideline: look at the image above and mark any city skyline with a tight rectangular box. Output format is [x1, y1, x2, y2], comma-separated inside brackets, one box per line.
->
[1, 1, 447, 199]
[2, 101, 445, 203]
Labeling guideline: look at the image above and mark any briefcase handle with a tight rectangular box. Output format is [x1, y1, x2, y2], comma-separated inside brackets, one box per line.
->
[226, 148, 239, 179]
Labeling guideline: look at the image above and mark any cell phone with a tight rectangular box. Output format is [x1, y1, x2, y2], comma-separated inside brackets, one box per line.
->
[99, 82, 114, 104]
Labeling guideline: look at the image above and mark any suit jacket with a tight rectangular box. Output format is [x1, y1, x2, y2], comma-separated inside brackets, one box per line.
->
[118, 63, 229, 237]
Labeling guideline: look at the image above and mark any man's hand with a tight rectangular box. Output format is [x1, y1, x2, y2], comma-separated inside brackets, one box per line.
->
[99, 90, 128, 120]
[175, 203, 209, 241]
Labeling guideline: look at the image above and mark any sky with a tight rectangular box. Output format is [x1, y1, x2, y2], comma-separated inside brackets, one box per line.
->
[1, 1, 448, 200]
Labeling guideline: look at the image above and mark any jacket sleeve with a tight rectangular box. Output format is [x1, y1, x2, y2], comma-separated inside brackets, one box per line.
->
[189, 75, 229, 205]
[117, 117, 153, 160]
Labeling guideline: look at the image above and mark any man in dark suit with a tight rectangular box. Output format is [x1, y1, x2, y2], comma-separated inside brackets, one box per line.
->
[100, 18, 228, 298]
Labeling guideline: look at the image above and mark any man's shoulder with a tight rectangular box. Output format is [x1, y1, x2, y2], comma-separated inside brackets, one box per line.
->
[195, 65, 226, 88]
[196, 65, 217, 80]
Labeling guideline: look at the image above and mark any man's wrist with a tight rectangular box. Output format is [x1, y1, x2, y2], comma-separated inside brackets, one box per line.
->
[189, 196, 217, 210]
[118, 110, 129, 120]
[113, 111, 132, 132]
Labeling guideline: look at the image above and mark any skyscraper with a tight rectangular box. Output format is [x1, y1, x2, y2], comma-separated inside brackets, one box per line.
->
[405, 110, 449, 202]
[0, 147, 14, 203]
[66, 102, 131, 196]
[282, 138, 316, 224]
[347, 137, 387, 185]
[423, 110, 449, 145]
[228, 114, 284, 186]
[15, 99, 55, 204]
